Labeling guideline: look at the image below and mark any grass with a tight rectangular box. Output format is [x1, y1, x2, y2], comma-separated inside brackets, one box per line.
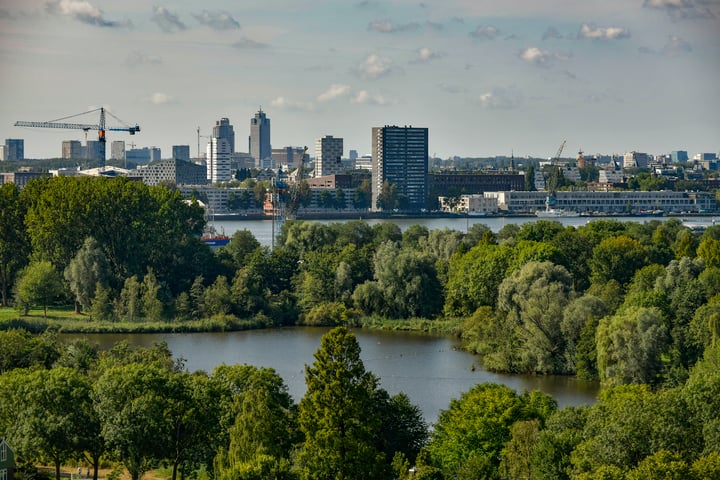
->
[359, 315, 462, 336]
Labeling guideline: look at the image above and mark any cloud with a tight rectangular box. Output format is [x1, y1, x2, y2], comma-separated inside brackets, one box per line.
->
[542, 26, 562, 40]
[469, 25, 500, 39]
[125, 51, 163, 67]
[351, 90, 389, 105]
[232, 37, 269, 49]
[413, 47, 443, 63]
[643, 0, 718, 20]
[148, 93, 174, 105]
[270, 96, 314, 111]
[192, 10, 240, 31]
[578, 23, 630, 40]
[368, 19, 420, 33]
[437, 83, 468, 94]
[662, 35, 692, 55]
[478, 86, 524, 109]
[45, 0, 123, 27]
[354, 54, 394, 79]
[151, 5, 187, 33]
[518, 47, 567, 67]
[317, 84, 351, 102]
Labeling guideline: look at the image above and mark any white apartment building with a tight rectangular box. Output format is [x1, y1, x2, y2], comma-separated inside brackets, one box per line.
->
[207, 137, 232, 183]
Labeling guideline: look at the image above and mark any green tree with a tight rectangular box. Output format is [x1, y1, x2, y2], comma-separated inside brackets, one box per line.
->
[15, 260, 64, 319]
[590, 235, 648, 286]
[118, 275, 142, 321]
[64, 237, 109, 313]
[0, 183, 30, 306]
[297, 327, 387, 479]
[90, 282, 115, 321]
[353, 178, 372, 210]
[204, 275, 232, 316]
[698, 237, 720, 269]
[141, 270, 164, 320]
[223, 229, 261, 269]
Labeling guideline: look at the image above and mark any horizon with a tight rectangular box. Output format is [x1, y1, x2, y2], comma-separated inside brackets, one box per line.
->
[1, 0, 719, 160]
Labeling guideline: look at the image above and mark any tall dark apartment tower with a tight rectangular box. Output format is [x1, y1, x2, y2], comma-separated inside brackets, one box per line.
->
[249, 109, 271, 168]
[371, 125, 428, 212]
[213, 118, 235, 154]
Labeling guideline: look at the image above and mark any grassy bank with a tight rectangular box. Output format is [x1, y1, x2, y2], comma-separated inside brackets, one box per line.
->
[358, 315, 462, 336]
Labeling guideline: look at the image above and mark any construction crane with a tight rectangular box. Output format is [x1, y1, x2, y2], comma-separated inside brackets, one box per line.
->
[285, 146, 309, 219]
[551, 139, 566, 165]
[15, 107, 140, 162]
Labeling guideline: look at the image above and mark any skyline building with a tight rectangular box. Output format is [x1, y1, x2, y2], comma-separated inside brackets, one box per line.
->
[5, 139, 24, 161]
[207, 137, 232, 183]
[110, 140, 125, 161]
[173, 145, 191, 161]
[371, 125, 428, 212]
[213, 118, 235, 155]
[314, 135, 343, 177]
[62, 140, 82, 159]
[249, 108, 271, 168]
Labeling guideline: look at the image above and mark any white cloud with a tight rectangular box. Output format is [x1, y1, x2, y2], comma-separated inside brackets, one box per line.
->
[45, 0, 122, 27]
[578, 23, 630, 40]
[518, 47, 566, 67]
[469, 25, 500, 39]
[317, 84, 351, 102]
[643, 0, 718, 20]
[151, 5, 187, 33]
[351, 90, 388, 105]
[192, 10, 240, 31]
[414, 47, 442, 63]
[355, 54, 394, 79]
[148, 93, 174, 105]
[270, 96, 314, 111]
[478, 86, 523, 109]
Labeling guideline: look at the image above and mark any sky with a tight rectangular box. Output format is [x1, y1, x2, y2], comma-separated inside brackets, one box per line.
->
[1, 0, 719, 160]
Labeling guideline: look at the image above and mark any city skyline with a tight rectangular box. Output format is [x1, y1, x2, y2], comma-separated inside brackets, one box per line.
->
[1, 0, 718, 160]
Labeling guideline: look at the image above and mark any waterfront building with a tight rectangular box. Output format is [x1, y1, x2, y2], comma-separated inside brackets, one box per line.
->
[429, 173, 524, 196]
[438, 194, 499, 215]
[315, 135, 344, 177]
[249, 109, 271, 168]
[207, 137, 232, 183]
[4, 139, 24, 161]
[213, 118, 235, 155]
[140, 159, 207, 186]
[62, 140, 83, 159]
[173, 145, 191, 161]
[371, 125, 428, 212]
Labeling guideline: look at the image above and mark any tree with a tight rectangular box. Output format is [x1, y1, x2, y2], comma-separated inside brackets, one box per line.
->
[141, 270, 164, 320]
[64, 237, 109, 313]
[223, 230, 260, 269]
[204, 275, 232, 316]
[590, 235, 648, 286]
[15, 260, 64, 319]
[297, 327, 387, 479]
[118, 275, 142, 321]
[427, 383, 556, 478]
[596, 307, 669, 387]
[353, 178, 372, 210]
[0, 183, 30, 306]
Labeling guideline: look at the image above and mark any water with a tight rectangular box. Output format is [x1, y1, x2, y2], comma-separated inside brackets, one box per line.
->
[76, 328, 599, 424]
[213, 215, 711, 247]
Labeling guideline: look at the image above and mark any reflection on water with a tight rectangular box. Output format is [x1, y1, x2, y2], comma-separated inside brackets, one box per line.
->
[73, 327, 598, 424]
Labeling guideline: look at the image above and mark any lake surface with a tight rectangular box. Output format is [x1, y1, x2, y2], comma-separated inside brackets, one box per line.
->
[213, 215, 715, 247]
[76, 327, 599, 424]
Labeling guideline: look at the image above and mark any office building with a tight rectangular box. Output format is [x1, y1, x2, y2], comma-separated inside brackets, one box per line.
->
[172, 145, 191, 161]
[213, 118, 235, 155]
[272, 146, 307, 170]
[371, 125, 428, 212]
[126, 147, 151, 164]
[110, 141, 125, 161]
[85, 141, 103, 162]
[315, 135, 344, 177]
[62, 140, 83, 159]
[140, 159, 206, 186]
[349, 149, 359, 160]
[671, 150, 689, 163]
[207, 137, 232, 183]
[623, 151, 650, 169]
[249, 109, 271, 168]
[149, 147, 162, 161]
[4, 139, 24, 161]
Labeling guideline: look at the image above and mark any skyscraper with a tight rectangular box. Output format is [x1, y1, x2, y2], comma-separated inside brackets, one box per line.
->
[314, 135, 343, 177]
[371, 125, 428, 212]
[63, 140, 83, 159]
[249, 108, 271, 168]
[5, 139, 24, 161]
[207, 137, 232, 183]
[110, 140, 125, 161]
[172, 145, 191, 161]
[213, 118, 235, 154]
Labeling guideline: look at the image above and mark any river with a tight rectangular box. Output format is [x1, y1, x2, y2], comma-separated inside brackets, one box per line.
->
[212, 215, 715, 247]
[76, 327, 599, 424]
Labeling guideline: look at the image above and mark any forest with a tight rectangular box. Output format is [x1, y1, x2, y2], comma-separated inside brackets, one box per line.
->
[1, 176, 720, 478]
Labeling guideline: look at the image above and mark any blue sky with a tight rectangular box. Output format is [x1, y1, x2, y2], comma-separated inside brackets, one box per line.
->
[1, 0, 718, 160]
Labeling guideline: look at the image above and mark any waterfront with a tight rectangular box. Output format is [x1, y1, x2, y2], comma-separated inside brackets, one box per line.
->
[75, 327, 599, 424]
[213, 214, 716, 247]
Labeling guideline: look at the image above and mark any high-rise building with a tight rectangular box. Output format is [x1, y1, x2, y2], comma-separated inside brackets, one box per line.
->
[207, 137, 232, 183]
[63, 140, 83, 159]
[249, 109, 271, 168]
[110, 141, 125, 161]
[213, 118, 235, 154]
[149, 147, 162, 161]
[272, 146, 307, 170]
[173, 145, 191, 161]
[671, 150, 689, 163]
[371, 125, 428, 212]
[85, 141, 103, 162]
[315, 135, 344, 177]
[349, 149, 359, 160]
[5, 139, 24, 161]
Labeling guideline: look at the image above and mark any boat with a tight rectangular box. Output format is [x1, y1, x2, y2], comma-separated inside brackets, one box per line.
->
[535, 208, 580, 218]
[200, 207, 231, 248]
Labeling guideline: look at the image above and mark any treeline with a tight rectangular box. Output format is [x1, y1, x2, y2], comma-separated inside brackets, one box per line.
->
[2, 327, 719, 479]
[3, 178, 720, 386]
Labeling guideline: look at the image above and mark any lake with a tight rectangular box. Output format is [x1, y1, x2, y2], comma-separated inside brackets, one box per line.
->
[75, 327, 599, 424]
